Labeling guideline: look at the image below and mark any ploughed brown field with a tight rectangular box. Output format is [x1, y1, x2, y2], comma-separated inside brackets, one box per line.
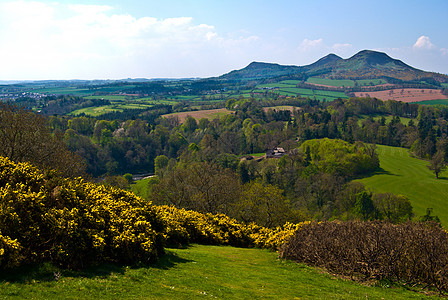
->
[354, 88, 448, 102]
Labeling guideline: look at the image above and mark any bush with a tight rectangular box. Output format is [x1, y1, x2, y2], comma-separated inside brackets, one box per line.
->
[279, 220, 448, 293]
[0, 156, 164, 269]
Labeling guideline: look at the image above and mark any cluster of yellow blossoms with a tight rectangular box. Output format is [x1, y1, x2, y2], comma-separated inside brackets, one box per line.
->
[0, 156, 305, 269]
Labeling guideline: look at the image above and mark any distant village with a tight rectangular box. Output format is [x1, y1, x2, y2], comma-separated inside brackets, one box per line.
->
[0, 91, 49, 101]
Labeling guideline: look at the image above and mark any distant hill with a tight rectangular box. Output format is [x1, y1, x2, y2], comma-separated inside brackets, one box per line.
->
[219, 50, 448, 83]
[220, 61, 304, 81]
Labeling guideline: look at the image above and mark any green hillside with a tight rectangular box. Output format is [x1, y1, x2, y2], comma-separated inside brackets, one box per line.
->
[0, 244, 438, 299]
[357, 145, 448, 226]
[218, 50, 448, 83]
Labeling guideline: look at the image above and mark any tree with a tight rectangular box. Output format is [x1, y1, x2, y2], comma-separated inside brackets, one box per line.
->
[235, 181, 291, 227]
[354, 191, 377, 220]
[372, 193, 413, 223]
[154, 155, 169, 178]
[151, 162, 241, 215]
[427, 150, 446, 179]
[0, 103, 85, 177]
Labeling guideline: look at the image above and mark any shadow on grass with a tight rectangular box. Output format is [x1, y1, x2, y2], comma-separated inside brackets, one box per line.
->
[353, 167, 399, 180]
[0, 249, 192, 283]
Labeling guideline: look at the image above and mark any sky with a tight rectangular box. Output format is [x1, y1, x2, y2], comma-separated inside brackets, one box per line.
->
[0, 0, 447, 80]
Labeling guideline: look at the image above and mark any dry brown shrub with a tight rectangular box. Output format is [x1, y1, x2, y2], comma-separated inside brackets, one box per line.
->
[279, 220, 448, 293]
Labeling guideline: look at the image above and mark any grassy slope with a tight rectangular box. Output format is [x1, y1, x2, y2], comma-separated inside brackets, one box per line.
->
[0, 244, 438, 299]
[357, 145, 448, 226]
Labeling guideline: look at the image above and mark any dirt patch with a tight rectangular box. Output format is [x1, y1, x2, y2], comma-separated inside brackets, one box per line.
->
[162, 108, 232, 123]
[354, 89, 448, 102]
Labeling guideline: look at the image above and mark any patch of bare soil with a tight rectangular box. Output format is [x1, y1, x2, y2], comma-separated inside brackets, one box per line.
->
[354, 89, 448, 102]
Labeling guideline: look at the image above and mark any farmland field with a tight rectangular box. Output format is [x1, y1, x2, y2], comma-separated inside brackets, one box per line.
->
[31, 87, 92, 96]
[307, 77, 355, 87]
[0, 244, 436, 299]
[68, 105, 122, 116]
[306, 77, 387, 88]
[357, 114, 417, 126]
[354, 89, 448, 102]
[410, 99, 448, 106]
[357, 145, 448, 226]
[162, 108, 232, 123]
[263, 105, 297, 112]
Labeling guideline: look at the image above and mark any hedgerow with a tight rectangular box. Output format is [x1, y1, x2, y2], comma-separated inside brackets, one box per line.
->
[279, 220, 448, 293]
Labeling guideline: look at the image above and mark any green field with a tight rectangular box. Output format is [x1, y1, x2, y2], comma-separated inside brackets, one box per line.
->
[306, 77, 387, 87]
[130, 177, 152, 199]
[31, 87, 92, 96]
[307, 77, 355, 87]
[0, 244, 437, 299]
[83, 95, 135, 101]
[68, 105, 122, 116]
[69, 104, 151, 116]
[357, 145, 448, 226]
[410, 99, 448, 106]
[358, 114, 417, 126]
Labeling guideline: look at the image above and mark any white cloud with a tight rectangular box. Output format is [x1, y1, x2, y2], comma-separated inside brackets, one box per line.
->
[413, 35, 436, 50]
[299, 38, 323, 51]
[0, 1, 259, 79]
[441, 48, 448, 56]
[332, 43, 352, 52]
[298, 38, 324, 51]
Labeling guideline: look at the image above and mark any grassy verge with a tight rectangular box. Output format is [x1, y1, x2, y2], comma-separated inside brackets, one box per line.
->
[357, 144, 448, 226]
[0, 244, 439, 299]
[130, 176, 153, 199]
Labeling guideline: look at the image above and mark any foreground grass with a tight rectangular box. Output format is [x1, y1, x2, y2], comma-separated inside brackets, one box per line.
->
[0, 245, 439, 299]
[357, 144, 448, 226]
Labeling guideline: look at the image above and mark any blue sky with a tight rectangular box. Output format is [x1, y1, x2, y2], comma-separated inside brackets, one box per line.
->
[0, 0, 446, 80]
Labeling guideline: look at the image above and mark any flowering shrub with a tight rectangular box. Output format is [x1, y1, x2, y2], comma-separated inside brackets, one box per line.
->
[154, 206, 254, 247]
[0, 155, 324, 271]
[0, 156, 164, 269]
[249, 222, 310, 250]
[154, 205, 309, 250]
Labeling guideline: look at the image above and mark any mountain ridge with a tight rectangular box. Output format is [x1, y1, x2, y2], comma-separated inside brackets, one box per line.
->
[219, 50, 448, 83]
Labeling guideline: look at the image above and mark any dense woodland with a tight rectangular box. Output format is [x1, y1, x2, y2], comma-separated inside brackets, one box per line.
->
[4, 95, 448, 226]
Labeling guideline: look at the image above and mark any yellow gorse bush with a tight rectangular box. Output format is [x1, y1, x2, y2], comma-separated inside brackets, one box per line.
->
[0, 156, 164, 268]
[0, 155, 306, 269]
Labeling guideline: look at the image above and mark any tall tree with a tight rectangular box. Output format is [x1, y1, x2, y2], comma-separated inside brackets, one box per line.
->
[0, 103, 85, 177]
[427, 150, 446, 179]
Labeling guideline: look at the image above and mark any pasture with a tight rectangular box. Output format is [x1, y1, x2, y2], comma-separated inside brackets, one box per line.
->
[357, 114, 417, 126]
[306, 77, 387, 87]
[0, 244, 437, 299]
[254, 81, 347, 101]
[162, 108, 232, 123]
[357, 145, 448, 226]
[410, 99, 448, 106]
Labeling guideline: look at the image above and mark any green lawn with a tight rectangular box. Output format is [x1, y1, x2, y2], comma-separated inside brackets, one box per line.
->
[0, 244, 438, 299]
[357, 145, 448, 226]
